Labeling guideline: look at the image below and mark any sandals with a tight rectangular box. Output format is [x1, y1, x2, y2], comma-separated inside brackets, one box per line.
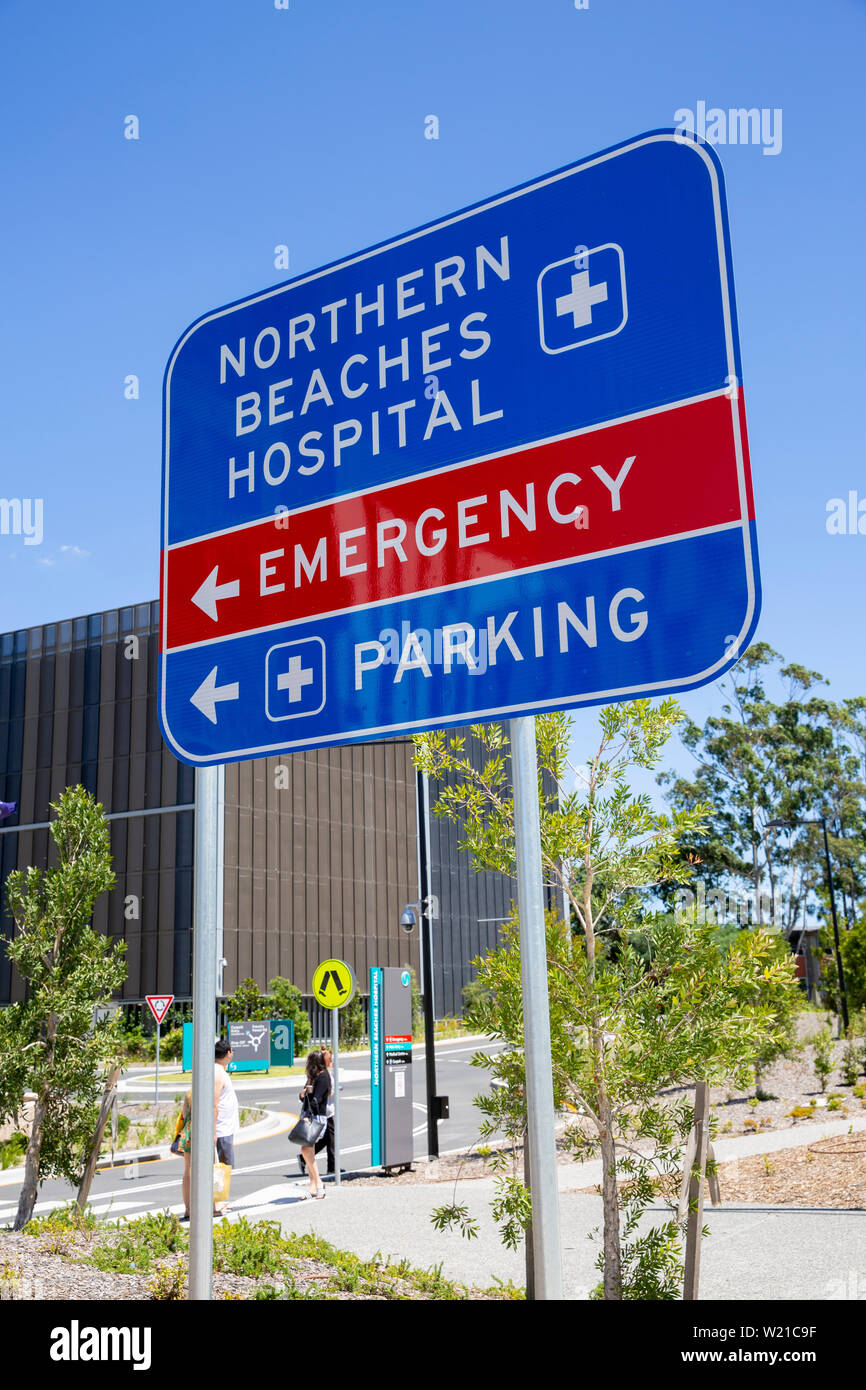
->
[300, 1190, 326, 1201]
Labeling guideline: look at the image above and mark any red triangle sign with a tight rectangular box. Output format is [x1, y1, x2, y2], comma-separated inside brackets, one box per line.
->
[146, 994, 174, 1025]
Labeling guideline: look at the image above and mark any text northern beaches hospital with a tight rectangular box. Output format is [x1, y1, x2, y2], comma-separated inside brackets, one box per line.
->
[221, 234, 511, 492]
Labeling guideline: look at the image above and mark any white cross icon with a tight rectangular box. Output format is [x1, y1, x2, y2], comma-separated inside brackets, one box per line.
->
[277, 654, 314, 703]
[555, 270, 608, 329]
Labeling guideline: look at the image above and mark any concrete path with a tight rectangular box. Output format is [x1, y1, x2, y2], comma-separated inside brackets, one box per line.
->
[262, 1116, 866, 1299]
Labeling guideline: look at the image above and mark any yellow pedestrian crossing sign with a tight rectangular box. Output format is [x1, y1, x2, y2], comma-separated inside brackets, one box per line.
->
[312, 958, 356, 1010]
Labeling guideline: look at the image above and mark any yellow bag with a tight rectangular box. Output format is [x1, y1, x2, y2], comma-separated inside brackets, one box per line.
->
[213, 1161, 232, 1205]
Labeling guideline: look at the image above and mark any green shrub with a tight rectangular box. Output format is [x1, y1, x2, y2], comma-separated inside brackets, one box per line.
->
[462, 974, 492, 1015]
[0, 1131, 28, 1169]
[812, 1027, 835, 1092]
[339, 995, 365, 1050]
[267, 977, 311, 1055]
[222, 976, 311, 1056]
[213, 1217, 286, 1278]
[159, 1027, 184, 1062]
[90, 1211, 187, 1275]
[25, 1201, 99, 1237]
[147, 1256, 186, 1300]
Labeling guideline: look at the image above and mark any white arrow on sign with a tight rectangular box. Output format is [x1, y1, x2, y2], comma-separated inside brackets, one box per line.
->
[191, 667, 240, 725]
[192, 565, 240, 622]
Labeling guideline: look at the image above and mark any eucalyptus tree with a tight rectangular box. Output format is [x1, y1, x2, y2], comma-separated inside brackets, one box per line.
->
[416, 703, 797, 1298]
[0, 786, 125, 1229]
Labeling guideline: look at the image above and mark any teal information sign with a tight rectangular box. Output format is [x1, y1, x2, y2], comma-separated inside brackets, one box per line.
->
[369, 967, 383, 1167]
[182, 1017, 295, 1072]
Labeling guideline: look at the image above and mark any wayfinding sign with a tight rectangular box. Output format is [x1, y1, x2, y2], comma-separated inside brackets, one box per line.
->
[160, 129, 759, 766]
[227, 1020, 271, 1072]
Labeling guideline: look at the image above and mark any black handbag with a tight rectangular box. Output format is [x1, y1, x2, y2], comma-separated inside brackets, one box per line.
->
[288, 1096, 327, 1147]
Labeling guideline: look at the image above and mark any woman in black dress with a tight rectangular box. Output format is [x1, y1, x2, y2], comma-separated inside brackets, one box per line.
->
[298, 1050, 331, 1199]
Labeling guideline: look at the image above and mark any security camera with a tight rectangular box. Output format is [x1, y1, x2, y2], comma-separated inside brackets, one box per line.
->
[400, 907, 417, 933]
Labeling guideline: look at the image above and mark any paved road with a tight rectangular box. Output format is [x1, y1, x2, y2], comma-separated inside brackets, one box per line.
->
[0, 1037, 503, 1225]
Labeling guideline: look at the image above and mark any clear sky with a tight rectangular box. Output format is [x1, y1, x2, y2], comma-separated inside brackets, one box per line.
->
[1, 0, 863, 780]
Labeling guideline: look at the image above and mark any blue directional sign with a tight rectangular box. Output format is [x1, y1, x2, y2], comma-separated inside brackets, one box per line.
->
[160, 129, 759, 766]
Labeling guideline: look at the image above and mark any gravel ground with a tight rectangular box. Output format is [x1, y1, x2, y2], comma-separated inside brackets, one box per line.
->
[0, 1223, 510, 1301]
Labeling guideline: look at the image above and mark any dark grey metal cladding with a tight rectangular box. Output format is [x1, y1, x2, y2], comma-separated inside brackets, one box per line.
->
[0, 602, 421, 1006]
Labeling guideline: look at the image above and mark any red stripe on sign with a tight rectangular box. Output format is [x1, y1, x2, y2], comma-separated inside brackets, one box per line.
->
[163, 393, 744, 651]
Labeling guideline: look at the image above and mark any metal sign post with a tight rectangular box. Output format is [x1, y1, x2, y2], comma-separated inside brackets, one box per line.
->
[311, 958, 355, 1187]
[189, 764, 219, 1301]
[511, 715, 563, 1299]
[145, 995, 174, 1107]
[331, 1008, 340, 1188]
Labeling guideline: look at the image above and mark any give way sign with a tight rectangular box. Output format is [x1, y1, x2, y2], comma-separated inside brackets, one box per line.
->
[145, 995, 174, 1026]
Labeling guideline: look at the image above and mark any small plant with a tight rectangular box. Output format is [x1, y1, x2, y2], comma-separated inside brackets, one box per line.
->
[253, 1278, 320, 1301]
[90, 1210, 187, 1275]
[147, 1256, 187, 1300]
[761, 1155, 775, 1176]
[812, 1027, 836, 1092]
[841, 1045, 860, 1087]
[483, 1276, 526, 1300]
[0, 1258, 21, 1298]
[854, 1084, 866, 1100]
[213, 1217, 286, 1278]
[25, 1202, 99, 1240]
[787, 1104, 816, 1119]
[826, 1098, 845, 1113]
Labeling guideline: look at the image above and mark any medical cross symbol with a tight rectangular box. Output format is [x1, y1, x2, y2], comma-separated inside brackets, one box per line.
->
[556, 270, 609, 328]
[277, 655, 314, 703]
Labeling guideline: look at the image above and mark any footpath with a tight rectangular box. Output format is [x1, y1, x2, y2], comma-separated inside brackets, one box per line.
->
[231, 1115, 866, 1300]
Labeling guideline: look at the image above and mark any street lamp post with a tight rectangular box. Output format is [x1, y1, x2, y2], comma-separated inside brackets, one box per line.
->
[768, 816, 849, 1031]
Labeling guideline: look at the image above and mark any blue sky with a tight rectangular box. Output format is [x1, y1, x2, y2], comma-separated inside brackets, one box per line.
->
[1, 0, 863, 785]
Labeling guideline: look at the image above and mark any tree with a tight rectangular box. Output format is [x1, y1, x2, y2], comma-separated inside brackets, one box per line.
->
[267, 976, 311, 1055]
[416, 705, 799, 1298]
[0, 786, 126, 1229]
[222, 975, 311, 1054]
[222, 977, 270, 1021]
[659, 644, 866, 935]
[708, 921, 800, 1097]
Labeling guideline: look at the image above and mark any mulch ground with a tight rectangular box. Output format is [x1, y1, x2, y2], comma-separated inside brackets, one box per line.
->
[715, 1131, 866, 1208]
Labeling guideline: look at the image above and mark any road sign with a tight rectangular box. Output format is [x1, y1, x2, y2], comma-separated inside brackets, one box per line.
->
[311, 958, 356, 1010]
[145, 994, 173, 1025]
[160, 129, 759, 766]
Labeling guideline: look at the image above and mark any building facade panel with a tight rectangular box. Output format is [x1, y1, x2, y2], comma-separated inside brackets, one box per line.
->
[2, 603, 528, 1019]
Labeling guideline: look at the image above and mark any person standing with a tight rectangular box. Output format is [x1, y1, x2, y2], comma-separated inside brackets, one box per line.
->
[297, 1050, 330, 1199]
[214, 1038, 239, 1214]
[299, 1045, 336, 1177]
